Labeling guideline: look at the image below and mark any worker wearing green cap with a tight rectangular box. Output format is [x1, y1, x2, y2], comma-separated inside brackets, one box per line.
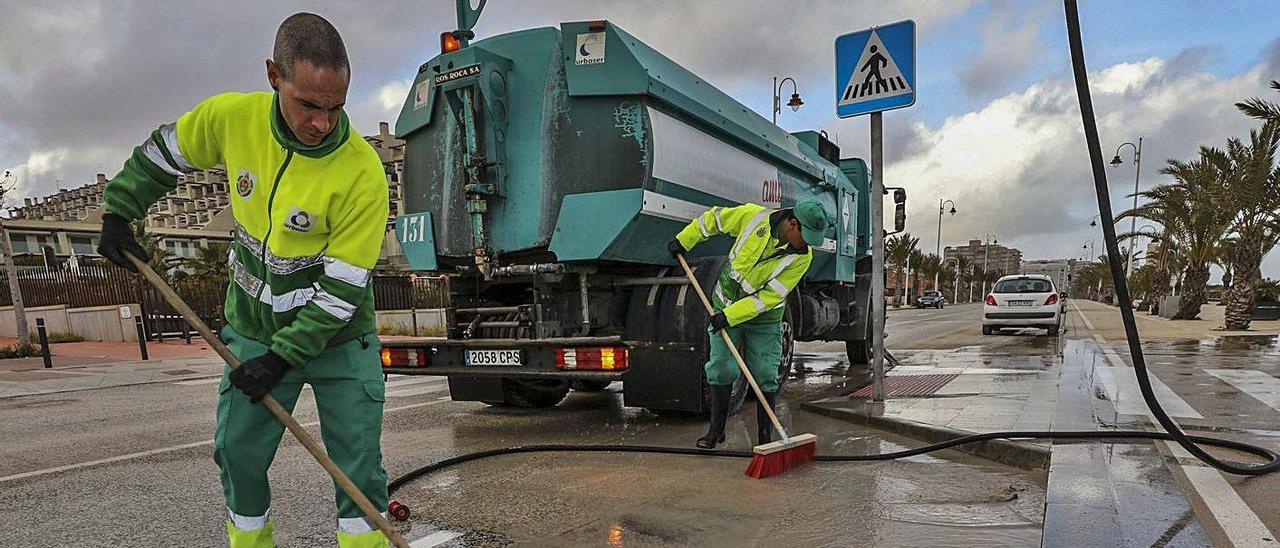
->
[668, 198, 828, 449]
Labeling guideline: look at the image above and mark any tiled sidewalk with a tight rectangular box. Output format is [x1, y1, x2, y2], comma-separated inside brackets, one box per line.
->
[0, 355, 223, 398]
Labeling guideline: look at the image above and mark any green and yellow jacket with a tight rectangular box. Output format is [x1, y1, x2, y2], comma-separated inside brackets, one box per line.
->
[104, 91, 389, 367]
[676, 203, 813, 326]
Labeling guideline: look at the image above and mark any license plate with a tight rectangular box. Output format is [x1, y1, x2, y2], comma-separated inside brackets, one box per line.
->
[1009, 300, 1035, 307]
[465, 349, 522, 366]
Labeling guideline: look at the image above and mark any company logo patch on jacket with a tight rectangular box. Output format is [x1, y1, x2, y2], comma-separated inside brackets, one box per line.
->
[756, 226, 767, 238]
[283, 206, 315, 232]
[236, 169, 256, 199]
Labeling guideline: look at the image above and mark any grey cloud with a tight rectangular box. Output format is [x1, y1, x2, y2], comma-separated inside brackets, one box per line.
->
[957, 1, 1049, 99]
[0, 0, 970, 199]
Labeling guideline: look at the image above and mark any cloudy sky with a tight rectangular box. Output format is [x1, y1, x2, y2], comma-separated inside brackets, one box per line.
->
[2, 1, 1278, 276]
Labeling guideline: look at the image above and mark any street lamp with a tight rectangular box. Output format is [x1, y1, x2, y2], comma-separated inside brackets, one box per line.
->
[1082, 239, 1095, 262]
[935, 199, 956, 289]
[945, 257, 960, 304]
[772, 76, 803, 125]
[1089, 214, 1100, 227]
[1111, 138, 1143, 280]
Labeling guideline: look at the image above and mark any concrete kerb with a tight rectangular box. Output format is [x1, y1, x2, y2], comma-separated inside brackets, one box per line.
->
[800, 401, 1050, 471]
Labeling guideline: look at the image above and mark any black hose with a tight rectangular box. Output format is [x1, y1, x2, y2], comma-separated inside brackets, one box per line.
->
[1063, 0, 1278, 475]
[387, 0, 1279, 498]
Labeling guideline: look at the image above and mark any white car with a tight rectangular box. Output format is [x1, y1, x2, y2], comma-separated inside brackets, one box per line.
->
[982, 274, 1063, 336]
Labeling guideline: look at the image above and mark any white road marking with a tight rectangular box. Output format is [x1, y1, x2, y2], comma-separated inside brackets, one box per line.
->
[1072, 302, 1096, 331]
[1090, 332, 1275, 545]
[1091, 334, 1201, 418]
[1180, 466, 1279, 546]
[385, 375, 446, 387]
[386, 383, 449, 399]
[175, 377, 222, 386]
[410, 530, 464, 547]
[0, 396, 453, 484]
[1205, 369, 1280, 412]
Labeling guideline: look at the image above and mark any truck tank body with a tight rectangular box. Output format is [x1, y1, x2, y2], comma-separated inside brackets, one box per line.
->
[395, 21, 871, 283]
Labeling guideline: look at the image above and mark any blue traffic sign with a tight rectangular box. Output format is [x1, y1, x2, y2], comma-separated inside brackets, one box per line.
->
[835, 20, 916, 118]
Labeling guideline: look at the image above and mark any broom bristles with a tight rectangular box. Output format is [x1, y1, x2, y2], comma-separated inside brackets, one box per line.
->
[744, 437, 816, 478]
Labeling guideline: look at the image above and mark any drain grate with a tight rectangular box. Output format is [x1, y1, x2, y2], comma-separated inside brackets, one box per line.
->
[163, 369, 199, 376]
[849, 373, 959, 398]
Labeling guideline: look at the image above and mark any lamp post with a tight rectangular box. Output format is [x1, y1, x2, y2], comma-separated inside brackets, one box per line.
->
[1110, 138, 1143, 280]
[1082, 239, 1095, 262]
[945, 258, 960, 304]
[771, 77, 803, 125]
[981, 234, 997, 297]
[935, 199, 956, 289]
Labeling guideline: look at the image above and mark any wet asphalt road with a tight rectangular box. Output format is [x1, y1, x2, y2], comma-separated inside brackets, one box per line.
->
[0, 303, 1049, 547]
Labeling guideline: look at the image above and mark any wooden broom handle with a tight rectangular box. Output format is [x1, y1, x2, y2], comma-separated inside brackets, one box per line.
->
[676, 254, 788, 439]
[126, 254, 410, 548]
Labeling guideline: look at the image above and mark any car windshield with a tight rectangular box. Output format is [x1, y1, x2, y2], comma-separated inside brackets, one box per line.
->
[923, 291, 940, 297]
[993, 279, 1052, 294]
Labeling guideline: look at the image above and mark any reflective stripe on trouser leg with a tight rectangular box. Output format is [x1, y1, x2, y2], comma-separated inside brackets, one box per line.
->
[215, 325, 306, 519]
[703, 320, 782, 393]
[226, 518, 275, 548]
[337, 529, 390, 548]
[306, 335, 389, 523]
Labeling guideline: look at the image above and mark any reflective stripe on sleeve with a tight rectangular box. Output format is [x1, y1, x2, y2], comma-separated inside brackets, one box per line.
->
[324, 256, 371, 287]
[141, 139, 182, 177]
[158, 123, 197, 173]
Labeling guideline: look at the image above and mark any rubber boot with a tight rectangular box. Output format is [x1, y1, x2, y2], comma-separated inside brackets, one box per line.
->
[757, 392, 778, 445]
[697, 384, 732, 449]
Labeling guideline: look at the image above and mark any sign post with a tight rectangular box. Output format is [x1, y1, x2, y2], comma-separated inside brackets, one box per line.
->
[835, 20, 916, 402]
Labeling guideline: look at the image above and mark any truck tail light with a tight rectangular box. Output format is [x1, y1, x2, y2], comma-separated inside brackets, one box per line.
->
[555, 347, 629, 371]
[1045, 293, 1059, 305]
[985, 294, 997, 306]
[381, 347, 428, 368]
[441, 32, 461, 54]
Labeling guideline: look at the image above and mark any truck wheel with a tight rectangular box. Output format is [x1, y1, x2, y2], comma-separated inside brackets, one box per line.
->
[569, 380, 612, 392]
[846, 314, 874, 365]
[502, 379, 570, 408]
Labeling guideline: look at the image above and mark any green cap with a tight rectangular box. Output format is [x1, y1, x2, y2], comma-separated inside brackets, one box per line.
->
[793, 198, 828, 247]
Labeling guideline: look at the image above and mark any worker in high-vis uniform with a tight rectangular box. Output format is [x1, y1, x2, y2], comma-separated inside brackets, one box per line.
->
[668, 198, 828, 449]
[96, 13, 391, 548]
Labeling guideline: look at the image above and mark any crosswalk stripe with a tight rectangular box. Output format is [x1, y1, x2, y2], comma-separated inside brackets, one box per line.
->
[410, 530, 464, 547]
[385, 375, 446, 388]
[1092, 335, 1202, 419]
[386, 383, 449, 399]
[1205, 369, 1280, 411]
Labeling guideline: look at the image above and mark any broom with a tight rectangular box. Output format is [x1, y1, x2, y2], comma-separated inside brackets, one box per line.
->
[676, 253, 816, 478]
[126, 254, 411, 548]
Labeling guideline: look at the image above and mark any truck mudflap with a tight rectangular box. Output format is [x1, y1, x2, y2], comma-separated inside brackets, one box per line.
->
[621, 342, 706, 413]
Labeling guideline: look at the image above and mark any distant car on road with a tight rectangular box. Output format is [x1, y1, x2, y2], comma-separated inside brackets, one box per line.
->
[915, 290, 946, 309]
[982, 274, 1062, 336]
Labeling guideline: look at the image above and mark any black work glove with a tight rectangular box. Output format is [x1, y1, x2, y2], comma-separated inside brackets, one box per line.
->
[229, 351, 291, 403]
[668, 239, 686, 259]
[97, 213, 150, 272]
[709, 312, 729, 332]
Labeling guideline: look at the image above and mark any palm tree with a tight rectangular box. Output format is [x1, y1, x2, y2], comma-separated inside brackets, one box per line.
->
[181, 242, 230, 282]
[1155, 153, 1232, 319]
[955, 256, 973, 302]
[131, 221, 183, 281]
[1237, 81, 1280, 124]
[885, 233, 918, 307]
[1209, 121, 1280, 330]
[907, 248, 924, 300]
[919, 254, 943, 293]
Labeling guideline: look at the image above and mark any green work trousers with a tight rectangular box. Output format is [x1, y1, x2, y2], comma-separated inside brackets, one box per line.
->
[214, 325, 388, 526]
[704, 320, 783, 392]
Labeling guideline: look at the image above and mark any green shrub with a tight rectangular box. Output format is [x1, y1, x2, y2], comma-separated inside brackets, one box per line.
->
[0, 344, 40, 359]
[30, 331, 85, 343]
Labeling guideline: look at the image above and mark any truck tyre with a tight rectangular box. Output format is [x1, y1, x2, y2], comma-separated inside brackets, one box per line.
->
[846, 315, 874, 365]
[569, 380, 612, 392]
[490, 379, 570, 408]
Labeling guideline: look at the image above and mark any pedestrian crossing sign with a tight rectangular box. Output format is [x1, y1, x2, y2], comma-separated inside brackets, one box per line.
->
[835, 20, 915, 118]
